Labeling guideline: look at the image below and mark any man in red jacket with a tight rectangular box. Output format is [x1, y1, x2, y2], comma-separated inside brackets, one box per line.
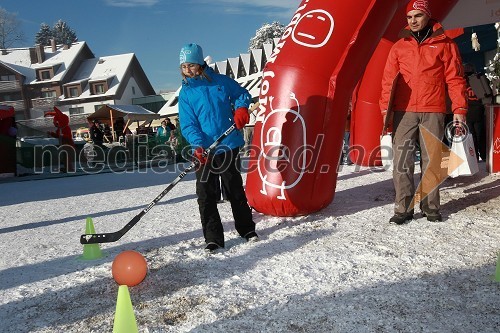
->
[379, 0, 467, 224]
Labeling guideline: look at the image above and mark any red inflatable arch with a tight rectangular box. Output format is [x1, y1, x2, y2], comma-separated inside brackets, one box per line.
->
[245, 0, 404, 216]
[245, 0, 496, 217]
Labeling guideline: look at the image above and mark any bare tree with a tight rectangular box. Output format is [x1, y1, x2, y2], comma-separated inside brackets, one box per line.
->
[0, 7, 24, 49]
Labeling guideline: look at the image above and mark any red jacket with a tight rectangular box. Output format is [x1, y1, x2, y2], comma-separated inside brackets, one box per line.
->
[380, 21, 467, 115]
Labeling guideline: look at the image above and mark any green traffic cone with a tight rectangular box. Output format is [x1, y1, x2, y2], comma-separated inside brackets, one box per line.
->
[494, 252, 500, 282]
[113, 285, 138, 333]
[82, 217, 102, 260]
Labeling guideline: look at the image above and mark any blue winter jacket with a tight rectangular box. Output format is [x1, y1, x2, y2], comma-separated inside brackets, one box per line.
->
[178, 66, 251, 154]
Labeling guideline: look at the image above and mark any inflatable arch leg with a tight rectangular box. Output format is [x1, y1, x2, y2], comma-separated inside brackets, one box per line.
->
[349, 38, 394, 166]
[245, 0, 406, 216]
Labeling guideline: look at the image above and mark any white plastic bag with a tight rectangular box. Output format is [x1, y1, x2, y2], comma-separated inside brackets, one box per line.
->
[380, 133, 393, 171]
[448, 134, 479, 178]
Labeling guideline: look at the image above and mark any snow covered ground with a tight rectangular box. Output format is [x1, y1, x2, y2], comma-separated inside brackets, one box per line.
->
[0, 161, 499, 332]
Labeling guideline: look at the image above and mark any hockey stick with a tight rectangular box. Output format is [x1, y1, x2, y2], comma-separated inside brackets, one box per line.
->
[80, 102, 259, 244]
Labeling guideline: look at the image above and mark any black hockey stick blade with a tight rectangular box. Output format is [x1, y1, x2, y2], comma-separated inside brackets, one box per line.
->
[80, 163, 195, 244]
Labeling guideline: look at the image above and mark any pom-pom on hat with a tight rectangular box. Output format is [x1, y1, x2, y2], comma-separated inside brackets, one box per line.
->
[406, 0, 431, 17]
[179, 43, 205, 65]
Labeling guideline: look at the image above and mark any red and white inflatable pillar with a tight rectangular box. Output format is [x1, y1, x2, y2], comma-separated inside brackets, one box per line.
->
[245, 0, 406, 216]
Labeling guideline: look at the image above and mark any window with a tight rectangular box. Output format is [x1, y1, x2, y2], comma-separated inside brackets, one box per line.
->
[94, 105, 103, 112]
[69, 107, 84, 115]
[94, 83, 105, 94]
[68, 87, 79, 97]
[132, 86, 136, 95]
[41, 90, 57, 98]
[0, 75, 15, 81]
[40, 70, 51, 80]
[2, 92, 21, 101]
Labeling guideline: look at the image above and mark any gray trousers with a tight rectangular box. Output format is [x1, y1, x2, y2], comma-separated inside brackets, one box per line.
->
[392, 111, 445, 215]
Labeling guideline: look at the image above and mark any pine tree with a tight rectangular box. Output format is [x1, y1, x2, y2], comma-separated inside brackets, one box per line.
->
[248, 21, 285, 51]
[51, 19, 77, 45]
[35, 23, 52, 46]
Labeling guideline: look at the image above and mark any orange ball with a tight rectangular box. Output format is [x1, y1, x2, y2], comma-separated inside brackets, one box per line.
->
[112, 250, 148, 286]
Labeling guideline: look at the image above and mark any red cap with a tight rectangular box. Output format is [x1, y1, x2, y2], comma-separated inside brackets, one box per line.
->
[406, 0, 431, 17]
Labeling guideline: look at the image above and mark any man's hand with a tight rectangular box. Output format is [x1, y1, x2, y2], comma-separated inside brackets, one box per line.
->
[234, 107, 250, 129]
[453, 113, 466, 124]
[193, 147, 207, 165]
[382, 111, 393, 134]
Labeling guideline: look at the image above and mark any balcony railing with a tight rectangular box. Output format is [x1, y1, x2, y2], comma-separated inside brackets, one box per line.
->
[31, 97, 58, 111]
[0, 100, 26, 111]
[0, 80, 21, 92]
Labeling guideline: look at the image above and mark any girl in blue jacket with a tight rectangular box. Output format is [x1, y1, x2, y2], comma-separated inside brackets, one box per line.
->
[178, 43, 258, 253]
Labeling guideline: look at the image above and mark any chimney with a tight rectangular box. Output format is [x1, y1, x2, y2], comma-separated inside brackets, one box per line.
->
[63, 44, 69, 50]
[1, 49, 7, 55]
[29, 47, 37, 64]
[51, 39, 56, 52]
[35, 44, 45, 64]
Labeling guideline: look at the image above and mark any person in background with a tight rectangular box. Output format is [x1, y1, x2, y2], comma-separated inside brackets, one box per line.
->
[89, 119, 104, 146]
[165, 117, 177, 143]
[103, 123, 112, 143]
[114, 118, 125, 141]
[177, 43, 258, 253]
[172, 117, 188, 160]
[215, 174, 229, 203]
[156, 120, 171, 145]
[165, 117, 176, 131]
[463, 64, 487, 161]
[243, 105, 256, 156]
[379, 0, 467, 224]
[341, 100, 353, 165]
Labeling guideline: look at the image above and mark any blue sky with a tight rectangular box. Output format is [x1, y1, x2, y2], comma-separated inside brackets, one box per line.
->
[2, 0, 301, 92]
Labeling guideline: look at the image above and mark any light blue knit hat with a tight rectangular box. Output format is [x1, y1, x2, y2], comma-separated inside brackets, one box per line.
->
[179, 43, 204, 65]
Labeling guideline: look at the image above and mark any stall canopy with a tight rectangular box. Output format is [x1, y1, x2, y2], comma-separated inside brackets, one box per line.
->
[87, 104, 160, 141]
[87, 104, 160, 122]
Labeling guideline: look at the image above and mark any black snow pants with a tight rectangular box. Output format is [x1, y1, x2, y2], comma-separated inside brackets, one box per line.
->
[195, 148, 255, 247]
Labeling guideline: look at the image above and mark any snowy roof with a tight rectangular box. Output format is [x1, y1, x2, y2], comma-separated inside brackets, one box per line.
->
[0, 60, 24, 77]
[0, 42, 90, 84]
[0, 48, 37, 82]
[62, 54, 135, 100]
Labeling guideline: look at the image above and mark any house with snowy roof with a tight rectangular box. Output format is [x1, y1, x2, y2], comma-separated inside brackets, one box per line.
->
[0, 40, 155, 133]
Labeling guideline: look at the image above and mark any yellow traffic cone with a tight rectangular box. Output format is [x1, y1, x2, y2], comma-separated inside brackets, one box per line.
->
[82, 217, 102, 260]
[113, 285, 138, 333]
[494, 252, 500, 282]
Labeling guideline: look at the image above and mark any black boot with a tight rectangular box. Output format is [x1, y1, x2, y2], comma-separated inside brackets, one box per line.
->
[422, 212, 442, 222]
[389, 212, 414, 225]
